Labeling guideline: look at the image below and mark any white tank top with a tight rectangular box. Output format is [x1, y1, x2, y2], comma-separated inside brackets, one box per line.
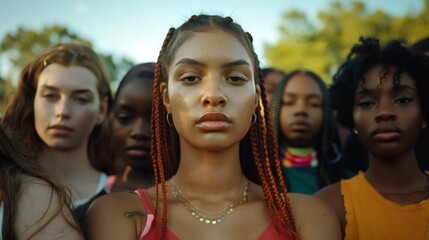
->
[0, 201, 3, 240]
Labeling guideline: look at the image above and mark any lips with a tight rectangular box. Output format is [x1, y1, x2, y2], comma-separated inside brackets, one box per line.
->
[289, 121, 311, 131]
[125, 145, 150, 158]
[372, 126, 402, 141]
[48, 124, 74, 136]
[196, 112, 232, 131]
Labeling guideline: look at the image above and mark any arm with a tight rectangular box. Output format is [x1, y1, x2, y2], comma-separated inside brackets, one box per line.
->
[85, 192, 148, 240]
[314, 183, 346, 238]
[15, 177, 83, 240]
[289, 193, 341, 240]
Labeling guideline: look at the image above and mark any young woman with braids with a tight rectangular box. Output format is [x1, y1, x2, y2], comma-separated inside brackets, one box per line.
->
[316, 37, 429, 239]
[86, 14, 340, 240]
[0, 126, 83, 239]
[2, 42, 113, 230]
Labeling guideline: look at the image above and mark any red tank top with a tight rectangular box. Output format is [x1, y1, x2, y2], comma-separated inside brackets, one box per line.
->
[135, 189, 292, 240]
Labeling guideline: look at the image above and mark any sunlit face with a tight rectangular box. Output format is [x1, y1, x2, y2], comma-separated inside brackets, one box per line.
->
[112, 79, 152, 170]
[162, 29, 260, 151]
[34, 64, 107, 151]
[279, 73, 323, 148]
[353, 65, 425, 159]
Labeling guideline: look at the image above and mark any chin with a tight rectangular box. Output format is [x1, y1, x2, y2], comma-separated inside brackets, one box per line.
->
[48, 144, 77, 151]
[287, 138, 313, 148]
[124, 158, 151, 169]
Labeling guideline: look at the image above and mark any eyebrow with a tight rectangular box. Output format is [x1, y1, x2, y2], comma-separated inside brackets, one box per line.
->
[356, 84, 416, 96]
[175, 58, 250, 68]
[175, 58, 207, 67]
[115, 104, 133, 111]
[40, 85, 94, 95]
[283, 92, 322, 98]
[221, 59, 250, 68]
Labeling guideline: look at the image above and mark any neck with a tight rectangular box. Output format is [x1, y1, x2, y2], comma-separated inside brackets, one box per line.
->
[281, 137, 315, 149]
[115, 166, 154, 189]
[39, 145, 101, 191]
[366, 150, 427, 190]
[175, 142, 245, 197]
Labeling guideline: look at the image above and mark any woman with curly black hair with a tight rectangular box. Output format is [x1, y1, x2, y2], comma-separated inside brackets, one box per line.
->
[316, 37, 429, 240]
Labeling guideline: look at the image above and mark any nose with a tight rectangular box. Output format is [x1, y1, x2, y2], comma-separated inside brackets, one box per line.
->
[200, 81, 227, 107]
[293, 99, 308, 117]
[375, 101, 396, 122]
[130, 118, 150, 140]
[56, 99, 71, 119]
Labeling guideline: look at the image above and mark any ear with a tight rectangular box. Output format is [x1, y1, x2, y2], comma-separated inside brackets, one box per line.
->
[423, 120, 427, 129]
[160, 82, 171, 113]
[254, 85, 261, 110]
[96, 96, 108, 124]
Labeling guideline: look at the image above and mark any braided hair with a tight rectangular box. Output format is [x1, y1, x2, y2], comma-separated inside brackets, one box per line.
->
[151, 14, 297, 238]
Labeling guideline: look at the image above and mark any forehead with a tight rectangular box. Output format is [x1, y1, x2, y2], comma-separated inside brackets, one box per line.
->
[171, 29, 253, 65]
[117, 80, 153, 100]
[360, 65, 416, 90]
[284, 73, 322, 95]
[38, 64, 98, 90]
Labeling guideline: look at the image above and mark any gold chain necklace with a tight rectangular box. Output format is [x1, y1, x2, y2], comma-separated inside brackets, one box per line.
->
[170, 176, 248, 225]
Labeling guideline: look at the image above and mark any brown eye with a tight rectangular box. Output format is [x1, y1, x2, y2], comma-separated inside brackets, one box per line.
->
[357, 100, 375, 108]
[44, 93, 59, 101]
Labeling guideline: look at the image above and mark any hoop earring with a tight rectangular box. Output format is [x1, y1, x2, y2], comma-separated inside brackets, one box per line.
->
[251, 113, 257, 125]
[166, 112, 173, 127]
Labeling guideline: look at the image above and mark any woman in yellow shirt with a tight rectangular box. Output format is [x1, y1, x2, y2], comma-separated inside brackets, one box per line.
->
[316, 37, 429, 240]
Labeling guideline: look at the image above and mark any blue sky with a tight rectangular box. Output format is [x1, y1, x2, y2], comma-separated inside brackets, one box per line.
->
[0, 0, 424, 75]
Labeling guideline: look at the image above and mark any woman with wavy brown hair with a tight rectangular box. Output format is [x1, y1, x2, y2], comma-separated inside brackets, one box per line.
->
[0, 125, 82, 239]
[2, 42, 113, 229]
[86, 14, 339, 240]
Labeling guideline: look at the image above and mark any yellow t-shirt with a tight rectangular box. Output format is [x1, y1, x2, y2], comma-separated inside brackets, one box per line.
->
[341, 171, 429, 240]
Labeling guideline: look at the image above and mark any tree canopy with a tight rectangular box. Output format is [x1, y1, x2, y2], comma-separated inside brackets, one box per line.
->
[0, 25, 135, 84]
[0, 24, 134, 112]
[264, 0, 429, 82]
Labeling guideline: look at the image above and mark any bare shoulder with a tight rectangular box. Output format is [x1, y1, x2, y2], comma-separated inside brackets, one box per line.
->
[86, 191, 149, 240]
[287, 193, 341, 240]
[314, 182, 342, 203]
[314, 182, 346, 236]
[314, 183, 343, 218]
[16, 176, 83, 239]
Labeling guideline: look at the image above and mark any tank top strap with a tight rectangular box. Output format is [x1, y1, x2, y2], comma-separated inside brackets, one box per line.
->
[135, 189, 155, 214]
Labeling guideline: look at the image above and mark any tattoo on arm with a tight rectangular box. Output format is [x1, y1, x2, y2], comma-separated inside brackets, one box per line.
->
[124, 211, 146, 218]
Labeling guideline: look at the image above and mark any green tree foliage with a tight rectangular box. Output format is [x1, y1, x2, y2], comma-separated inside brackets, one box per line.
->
[265, 0, 429, 82]
[0, 24, 134, 112]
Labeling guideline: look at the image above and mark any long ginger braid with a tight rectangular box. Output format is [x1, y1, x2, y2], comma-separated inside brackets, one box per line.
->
[257, 68, 295, 230]
[246, 30, 295, 230]
[151, 27, 177, 236]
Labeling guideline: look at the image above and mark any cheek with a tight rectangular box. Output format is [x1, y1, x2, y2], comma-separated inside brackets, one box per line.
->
[353, 109, 364, 130]
[169, 91, 192, 119]
[76, 105, 104, 131]
[33, 98, 48, 123]
[112, 121, 128, 144]
[312, 109, 323, 132]
[279, 108, 291, 135]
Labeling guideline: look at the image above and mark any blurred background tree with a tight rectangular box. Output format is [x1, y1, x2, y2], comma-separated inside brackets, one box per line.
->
[1, 0, 428, 113]
[0, 25, 134, 112]
[264, 0, 429, 82]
